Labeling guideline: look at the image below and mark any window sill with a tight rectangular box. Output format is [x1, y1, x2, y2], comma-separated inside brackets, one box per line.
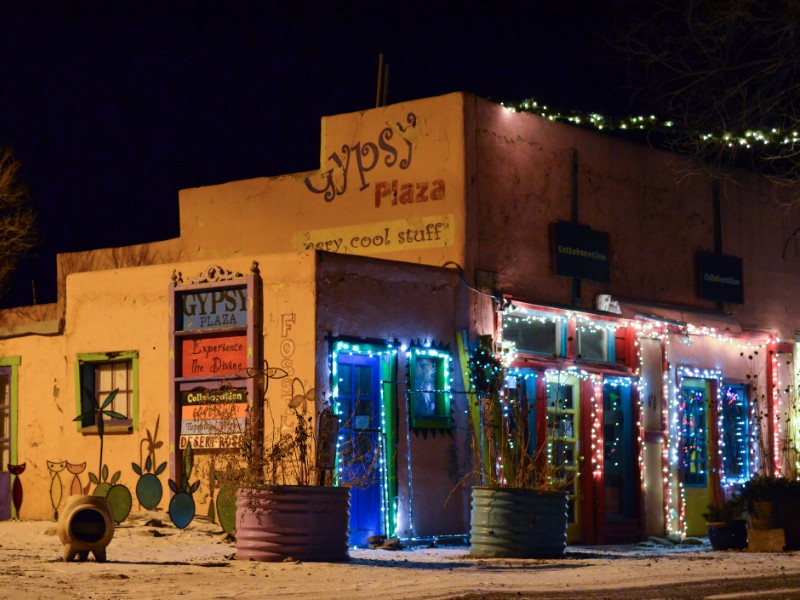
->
[79, 421, 133, 435]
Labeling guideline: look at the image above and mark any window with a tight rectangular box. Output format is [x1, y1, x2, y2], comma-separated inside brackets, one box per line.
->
[501, 311, 566, 357]
[721, 384, 750, 482]
[76, 352, 139, 433]
[408, 347, 452, 429]
[576, 321, 615, 363]
[680, 382, 707, 486]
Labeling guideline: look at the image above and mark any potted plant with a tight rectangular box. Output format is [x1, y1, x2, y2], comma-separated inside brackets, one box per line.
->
[741, 475, 784, 529]
[703, 496, 747, 550]
[208, 367, 350, 563]
[466, 336, 570, 559]
[741, 475, 800, 550]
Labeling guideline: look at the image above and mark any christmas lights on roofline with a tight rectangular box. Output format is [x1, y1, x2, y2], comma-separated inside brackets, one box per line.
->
[502, 97, 800, 152]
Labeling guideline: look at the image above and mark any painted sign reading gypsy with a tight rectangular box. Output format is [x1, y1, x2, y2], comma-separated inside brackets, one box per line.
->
[177, 286, 248, 331]
[304, 112, 417, 202]
[181, 335, 247, 378]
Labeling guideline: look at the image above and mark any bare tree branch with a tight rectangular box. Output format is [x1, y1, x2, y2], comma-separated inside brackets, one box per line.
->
[0, 149, 38, 296]
[612, 0, 800, 194]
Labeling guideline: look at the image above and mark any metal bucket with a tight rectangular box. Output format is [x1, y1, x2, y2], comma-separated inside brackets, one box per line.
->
[469, 486, 568, 558]
[236, 485, 350, 562]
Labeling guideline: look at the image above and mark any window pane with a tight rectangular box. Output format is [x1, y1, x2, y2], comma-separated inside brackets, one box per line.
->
[0, 443, 7, 472]
[502, 314, 561, 356]
[87, 359, 134, 424]
[578, 329, 607, 362]
[603, 379, 635, 519]
[681, 384, 707, 486]
[338, 364, 352, 396]
[112, 362, 129, 391]
[355, 365, 372, 400]
[112, 390, 130, 418]
[722, 384, 750, 481]
[547, 383, 574, 410]
[97, 364, 113, 392]
[413, 356, 439, 418]
[0, 406, 7, 439]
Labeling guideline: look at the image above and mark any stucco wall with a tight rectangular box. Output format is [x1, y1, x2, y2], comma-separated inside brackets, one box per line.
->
[178, 93, 468, 272]
[468, 96, 800, 338]
[9, 252, 316, 520]
[314, 251, 473, 537]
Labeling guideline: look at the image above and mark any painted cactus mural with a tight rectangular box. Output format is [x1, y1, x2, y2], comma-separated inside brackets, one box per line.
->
[168, 441, 200, 529]
[132, 417, 167, 510]
[73, 388, 132, 522]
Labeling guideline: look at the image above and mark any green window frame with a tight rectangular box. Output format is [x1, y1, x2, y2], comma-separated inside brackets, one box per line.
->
[408, 346, 452, 429]
[75, 351, 139, 434]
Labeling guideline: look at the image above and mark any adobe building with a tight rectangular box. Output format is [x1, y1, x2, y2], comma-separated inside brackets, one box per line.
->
[0, 92, 798, 544]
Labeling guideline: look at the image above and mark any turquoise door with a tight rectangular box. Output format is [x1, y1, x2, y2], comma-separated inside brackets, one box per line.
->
[336, 353, 384, 546]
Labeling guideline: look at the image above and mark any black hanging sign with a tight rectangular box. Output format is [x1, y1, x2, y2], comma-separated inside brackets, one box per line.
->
[698, 252, 744, 304]
[553, 221, 611, 282]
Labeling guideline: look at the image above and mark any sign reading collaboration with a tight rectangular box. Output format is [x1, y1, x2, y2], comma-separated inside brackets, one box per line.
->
[553, 221, 611, 282]
[177, 285, 250, 450]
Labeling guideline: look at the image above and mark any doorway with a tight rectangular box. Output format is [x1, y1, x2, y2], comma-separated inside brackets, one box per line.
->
[545, 373, 581, 542]
[680, 378, 712, 536]
[0, 361, 18, 520]
[603, 377, 636, 521]
[335, 352, 387, 546]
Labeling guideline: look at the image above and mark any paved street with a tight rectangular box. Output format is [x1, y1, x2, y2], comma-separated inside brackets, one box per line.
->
[456, 574, 800, 599]
[2, 517, 800, 599]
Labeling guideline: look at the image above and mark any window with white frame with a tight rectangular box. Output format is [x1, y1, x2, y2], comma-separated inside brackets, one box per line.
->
[76, 352, 138, 432]
[576, 320, 615, 363]
[501, 311, 566, 357]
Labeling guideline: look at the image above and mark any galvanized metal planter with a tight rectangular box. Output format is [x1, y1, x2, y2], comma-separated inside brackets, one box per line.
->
[236, 485, 350, 562]
[469, 486, 568, 558]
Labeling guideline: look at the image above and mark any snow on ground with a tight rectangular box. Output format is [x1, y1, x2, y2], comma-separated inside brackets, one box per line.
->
[1, 514, 799, 599]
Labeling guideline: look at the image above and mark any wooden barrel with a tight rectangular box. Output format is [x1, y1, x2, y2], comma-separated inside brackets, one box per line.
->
[236, 485, 350, 562]
[470, 486, 568, 558]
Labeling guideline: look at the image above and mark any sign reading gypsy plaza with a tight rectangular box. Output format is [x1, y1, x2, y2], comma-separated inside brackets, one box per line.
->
[172, 274, 257, 455]
[177, 286, 248, 331]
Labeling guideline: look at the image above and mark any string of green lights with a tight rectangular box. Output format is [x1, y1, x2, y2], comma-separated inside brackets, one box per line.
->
[502, 97, 800, 151]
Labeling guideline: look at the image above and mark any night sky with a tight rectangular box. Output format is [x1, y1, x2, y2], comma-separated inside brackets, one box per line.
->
[0, 1, 635, 308]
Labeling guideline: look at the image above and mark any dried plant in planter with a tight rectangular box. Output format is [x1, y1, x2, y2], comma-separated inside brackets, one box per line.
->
[466, 335, 571, 559]
[467, 335, 572, 492]
[191, 362, 376, 562]
[194, 365, 377, 494]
